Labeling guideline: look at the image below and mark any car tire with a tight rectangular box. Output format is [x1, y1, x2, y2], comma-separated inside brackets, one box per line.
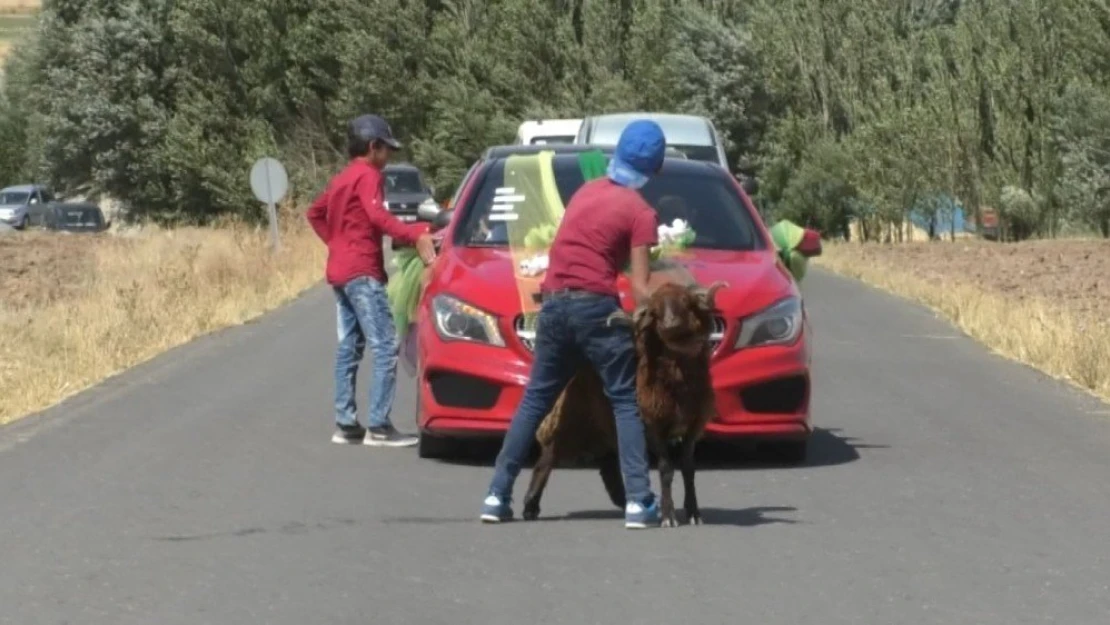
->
[417, 431, 455, 459]
[761, 439, 808, 466]
[414, 379, 454, 459]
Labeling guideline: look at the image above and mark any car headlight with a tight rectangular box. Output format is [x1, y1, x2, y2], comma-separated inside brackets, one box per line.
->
[0, 209, 12, 219]
[432, 294, 505, 347]
[734, 296, 803, 349]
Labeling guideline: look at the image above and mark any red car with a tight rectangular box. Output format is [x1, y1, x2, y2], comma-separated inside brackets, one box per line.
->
[402, 145, 817, 463]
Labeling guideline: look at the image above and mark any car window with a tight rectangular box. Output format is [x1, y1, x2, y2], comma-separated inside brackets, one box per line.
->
[0, 191, 29, 204]
[528, 135, 576, 145]
[448, 160, 482, 209]
[590, 115, 715, 147]
[670, 144, 720, 164]
[454, 155, 765, 252]
[383, 170, 425, 194]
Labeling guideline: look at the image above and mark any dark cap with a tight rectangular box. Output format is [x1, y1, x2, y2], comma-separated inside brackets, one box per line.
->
[348, 114, 402, 150]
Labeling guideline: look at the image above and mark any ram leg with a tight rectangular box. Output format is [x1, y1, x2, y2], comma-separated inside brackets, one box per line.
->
[598, 452, 626, 509]
[522, 443, 557, 521]
[680, 436, 701, 525]
[648, 434, 678, 528]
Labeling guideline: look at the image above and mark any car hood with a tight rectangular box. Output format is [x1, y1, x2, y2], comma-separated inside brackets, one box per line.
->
[434, 246, 798, 319]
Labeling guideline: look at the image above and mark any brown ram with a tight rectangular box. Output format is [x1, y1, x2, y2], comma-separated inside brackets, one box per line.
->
[521, 280, 727, 527]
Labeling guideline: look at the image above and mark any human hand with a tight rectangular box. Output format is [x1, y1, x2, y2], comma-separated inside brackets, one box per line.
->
[415, 233, 437, 266]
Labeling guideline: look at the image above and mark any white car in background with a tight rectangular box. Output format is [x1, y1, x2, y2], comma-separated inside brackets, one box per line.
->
[575, 112, 730, 171]
[514, 119, 583, 146]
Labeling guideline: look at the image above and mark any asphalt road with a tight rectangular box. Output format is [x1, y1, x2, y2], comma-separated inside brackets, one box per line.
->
[3, 269, 1110, 625]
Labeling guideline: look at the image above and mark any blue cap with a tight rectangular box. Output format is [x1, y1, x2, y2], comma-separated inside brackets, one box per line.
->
[607, 120, 666, 189]
[348, 114, 402, 149]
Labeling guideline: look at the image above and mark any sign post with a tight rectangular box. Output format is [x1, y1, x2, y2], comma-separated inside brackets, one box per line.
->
[249, 157, 289, 251]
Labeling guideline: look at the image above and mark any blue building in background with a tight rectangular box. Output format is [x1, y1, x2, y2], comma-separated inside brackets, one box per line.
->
[908, 194, 973, 237]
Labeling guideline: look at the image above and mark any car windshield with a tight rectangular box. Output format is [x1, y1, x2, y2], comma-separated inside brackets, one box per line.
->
[0, 191, 29, 205]
[528, 135, 576, 145]
[590, 115, 715, 146]
[455, 153, 765, 252]
[669, 144, 720, 164]
[384, 170, 425, 194]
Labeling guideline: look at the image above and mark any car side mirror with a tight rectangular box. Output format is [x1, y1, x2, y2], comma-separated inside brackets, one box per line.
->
[431, 209, 453, 232]
[417, 199, 441, 222]
[796, 228, 823, 257]
[738, 175, 758, 196]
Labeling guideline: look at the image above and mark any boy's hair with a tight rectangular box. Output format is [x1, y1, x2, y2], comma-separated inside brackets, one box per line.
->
[348, 136, 376, 159]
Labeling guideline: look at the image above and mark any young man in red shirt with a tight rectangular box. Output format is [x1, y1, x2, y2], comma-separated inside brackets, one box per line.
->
[307, 114, 437, 448]
[480, 120, 667, 529]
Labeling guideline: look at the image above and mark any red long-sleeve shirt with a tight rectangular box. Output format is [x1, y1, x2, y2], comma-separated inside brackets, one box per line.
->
[306, 159, 429, 286]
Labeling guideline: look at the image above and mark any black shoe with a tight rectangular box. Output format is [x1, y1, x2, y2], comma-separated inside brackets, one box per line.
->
[331, 423, 366, 445]
[364, 425, 419, 448]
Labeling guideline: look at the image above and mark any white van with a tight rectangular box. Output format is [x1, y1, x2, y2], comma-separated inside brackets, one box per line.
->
[574, 112, 729, 170]
[514, 119, 583, 146]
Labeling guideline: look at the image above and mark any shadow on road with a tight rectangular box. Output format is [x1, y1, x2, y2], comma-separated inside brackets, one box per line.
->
[380, 506, 799, 527]
[548, 505, 799, 527]
[427, 427, 884, 472]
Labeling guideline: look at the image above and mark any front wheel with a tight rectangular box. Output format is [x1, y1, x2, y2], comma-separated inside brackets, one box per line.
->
[418, 431, 455, 459]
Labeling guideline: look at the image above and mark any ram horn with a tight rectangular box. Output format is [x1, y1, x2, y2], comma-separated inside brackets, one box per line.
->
[691, 281, 728, 310]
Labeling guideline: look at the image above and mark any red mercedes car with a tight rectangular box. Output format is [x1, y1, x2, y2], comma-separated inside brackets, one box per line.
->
[402, 145, 816, 462]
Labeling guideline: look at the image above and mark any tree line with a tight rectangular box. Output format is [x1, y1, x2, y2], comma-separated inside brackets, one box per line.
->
[0, 0, 1107, 240]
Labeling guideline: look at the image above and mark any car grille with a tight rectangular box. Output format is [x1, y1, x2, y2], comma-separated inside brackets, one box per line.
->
[513, 313, 727, 353]
[387, 201, 419, 212]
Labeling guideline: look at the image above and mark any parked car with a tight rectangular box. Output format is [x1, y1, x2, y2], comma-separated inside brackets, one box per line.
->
[575, 112, 730, 170]
[43, 202, 108, 233]
[0, 184, 56, 229]
[406, 145, 819, 462]
[382, 162, 437, 223]
[514, 119, 583, 146]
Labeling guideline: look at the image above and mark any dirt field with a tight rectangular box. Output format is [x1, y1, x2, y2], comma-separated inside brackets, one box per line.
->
[0, 1, 37, 14]
[817, 239, 1110, 402]
[0, 231, 109, 310]
[832, 239, 1110, 321]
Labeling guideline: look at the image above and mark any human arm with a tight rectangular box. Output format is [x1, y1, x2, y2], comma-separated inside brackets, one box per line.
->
[356, 171, 432, 246]
[305, 188, 330, 243]
[628, 245, 653, 305]
[356, 171, 437, 264]
[628, 207, 659, 306]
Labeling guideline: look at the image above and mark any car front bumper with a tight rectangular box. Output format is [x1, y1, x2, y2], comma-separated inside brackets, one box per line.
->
[415, 324, 811, 441]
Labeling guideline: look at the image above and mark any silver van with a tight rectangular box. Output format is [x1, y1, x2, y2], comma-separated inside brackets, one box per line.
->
[574, 112, 729, 170]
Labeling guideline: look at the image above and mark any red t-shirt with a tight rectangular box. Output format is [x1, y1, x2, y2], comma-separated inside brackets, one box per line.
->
[306, 159, 429, 286]
[542, 178, 659, 298]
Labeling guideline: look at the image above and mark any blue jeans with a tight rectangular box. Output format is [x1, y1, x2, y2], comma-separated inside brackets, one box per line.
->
[487, 292, 654, 506]
[333, 276, 398, 430]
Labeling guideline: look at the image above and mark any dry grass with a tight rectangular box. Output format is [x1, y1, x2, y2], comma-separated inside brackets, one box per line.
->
[0, 214, 326, 424]
[815, 241, 1110, 403]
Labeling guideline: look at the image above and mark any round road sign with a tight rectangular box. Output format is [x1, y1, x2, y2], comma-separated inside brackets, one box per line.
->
[249, 157, 289, 205]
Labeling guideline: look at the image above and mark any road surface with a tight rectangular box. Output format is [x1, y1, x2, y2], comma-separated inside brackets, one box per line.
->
[2, 270, 1109, 624]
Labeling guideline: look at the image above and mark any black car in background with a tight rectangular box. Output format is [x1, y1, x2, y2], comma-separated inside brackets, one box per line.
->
[43, 202, 109, 233]
[383, 163, 435, 223]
